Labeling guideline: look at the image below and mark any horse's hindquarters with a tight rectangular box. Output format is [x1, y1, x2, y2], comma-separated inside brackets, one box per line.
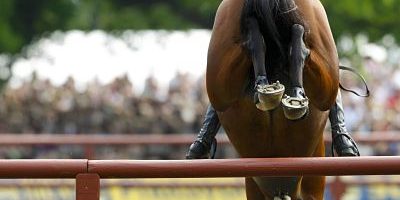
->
[219, 98, 327, 200]
[219, 99, 328, 158]
[253, 177, 300, 199]
[208, 0, 336, 199]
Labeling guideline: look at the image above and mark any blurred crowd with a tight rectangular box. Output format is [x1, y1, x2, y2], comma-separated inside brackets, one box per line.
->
[1, 52, 400, 158]
[339, 55, 400, 156]
[2, 58, 400, 134]
[0, 72, 208, 134]
[0, 71, 212, 159]
[341, 57, 400, 133]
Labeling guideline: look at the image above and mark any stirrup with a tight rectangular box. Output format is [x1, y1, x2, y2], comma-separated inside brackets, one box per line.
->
[255, 81, 285, 111]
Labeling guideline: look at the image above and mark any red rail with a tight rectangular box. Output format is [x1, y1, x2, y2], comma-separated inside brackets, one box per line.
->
[0, 159, 87, 178]
[0, 131, 399, 145]
[0, 157, 399, 200]
[88, 157, 400, 178]
[0, 133, 399, 199]
[0, 157, 398, 179]
[0, 132, 397, 159]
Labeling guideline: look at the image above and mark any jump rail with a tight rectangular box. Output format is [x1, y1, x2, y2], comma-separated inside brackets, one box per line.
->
[0, 131, 399, 145]
[1, 157, 400, 178]
[88, 157, 400, 178]
[1, 132, 398, 159]
[0, 156, 400, 200]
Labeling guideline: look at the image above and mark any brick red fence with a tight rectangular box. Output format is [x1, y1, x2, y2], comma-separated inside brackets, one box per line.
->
[0, 156, 399, 200]
[1, 132, 399, 159]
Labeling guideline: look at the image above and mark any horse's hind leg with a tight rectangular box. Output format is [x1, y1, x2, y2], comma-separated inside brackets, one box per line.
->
[300, 138, 326, 200]
[245, 178, 267, 200]
[243, 17, 284, 111]
[282, 24, 310, 120]
[246, 178, 292, 200]
[243, 17, 267, 86]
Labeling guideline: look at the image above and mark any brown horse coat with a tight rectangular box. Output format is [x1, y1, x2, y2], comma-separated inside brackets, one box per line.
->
[206, 0, 339, 199]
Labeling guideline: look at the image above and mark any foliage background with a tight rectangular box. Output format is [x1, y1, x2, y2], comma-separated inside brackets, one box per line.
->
[0, 0, 398, 88]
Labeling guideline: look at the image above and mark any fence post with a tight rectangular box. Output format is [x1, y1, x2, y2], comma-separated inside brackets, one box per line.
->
[84, 145, 95, 159]
[330, 176, 346, 200]
[76, 173, 100, 200]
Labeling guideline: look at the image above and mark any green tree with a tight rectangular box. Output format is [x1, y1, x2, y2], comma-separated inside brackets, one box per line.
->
[0, 0, 75, 54]
[0, 0, 75, 89]
[321, 0, 400, 41]
[0, 0, 399, 89]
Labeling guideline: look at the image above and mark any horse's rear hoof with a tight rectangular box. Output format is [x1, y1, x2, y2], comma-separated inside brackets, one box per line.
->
[282, 95, 308, 120]
[282, 195, 291, 200]
[256, 81, 285, 111]
[274, 195, 291, 200]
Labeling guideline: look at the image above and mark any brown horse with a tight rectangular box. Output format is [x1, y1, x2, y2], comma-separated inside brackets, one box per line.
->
[206, 0, 338, 199]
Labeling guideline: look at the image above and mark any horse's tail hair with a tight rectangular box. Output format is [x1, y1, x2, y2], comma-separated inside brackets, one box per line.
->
[241, 0, 282, 54]
[241, 0, 302, 66]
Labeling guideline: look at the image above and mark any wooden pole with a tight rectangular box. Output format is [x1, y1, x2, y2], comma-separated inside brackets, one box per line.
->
[76, 173, 100, 200]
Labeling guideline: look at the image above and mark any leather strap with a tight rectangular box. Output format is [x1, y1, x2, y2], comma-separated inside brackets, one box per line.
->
[339, 65, 370, 97]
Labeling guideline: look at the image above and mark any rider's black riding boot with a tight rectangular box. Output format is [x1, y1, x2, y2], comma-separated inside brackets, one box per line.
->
[329, 91, 360, 156]
[186, 105, 221, 159]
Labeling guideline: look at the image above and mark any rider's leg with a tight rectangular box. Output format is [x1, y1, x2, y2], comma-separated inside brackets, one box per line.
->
[330, 90, 360, 156]
[186, 104, 221, 159]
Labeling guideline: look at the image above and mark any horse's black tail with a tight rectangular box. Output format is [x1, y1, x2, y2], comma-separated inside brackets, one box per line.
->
[241, 0, 303, 67]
